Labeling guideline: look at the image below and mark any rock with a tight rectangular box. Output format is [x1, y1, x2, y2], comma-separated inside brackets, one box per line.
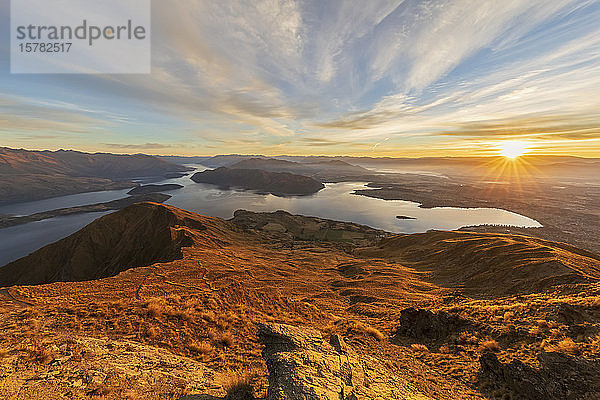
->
[479, 351, 600, 400]
[551, 303, 592, 325]
[393, 307, 468, 341]
[258, 323, 432, 400]
[84, 370, 107, 386]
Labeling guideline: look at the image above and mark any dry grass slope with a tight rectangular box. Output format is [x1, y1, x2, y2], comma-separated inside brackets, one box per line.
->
[0, 203, 599, 399]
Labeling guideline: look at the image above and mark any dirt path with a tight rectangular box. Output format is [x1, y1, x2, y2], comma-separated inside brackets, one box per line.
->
[0, 287, 34, 307]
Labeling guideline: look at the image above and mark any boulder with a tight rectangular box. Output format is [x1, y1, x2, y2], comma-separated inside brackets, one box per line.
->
[257, 323, 431, 400]
[479, 351, 600, 400]
[393, 307, 468, 340]
[551, 303, 592, 325]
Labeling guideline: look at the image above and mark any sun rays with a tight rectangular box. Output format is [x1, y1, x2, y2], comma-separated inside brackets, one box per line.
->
[498, 140, 530, 159]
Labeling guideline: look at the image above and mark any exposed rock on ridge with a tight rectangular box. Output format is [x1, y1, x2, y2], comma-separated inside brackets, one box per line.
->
[258, 323, 432, 400]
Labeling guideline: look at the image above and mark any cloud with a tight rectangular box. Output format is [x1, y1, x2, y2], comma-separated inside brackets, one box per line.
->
[1, 0, 599, 156]
[103, 143, 177, 150]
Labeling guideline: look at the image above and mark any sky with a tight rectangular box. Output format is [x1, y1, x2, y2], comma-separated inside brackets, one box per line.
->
[1, 0, 600, 157]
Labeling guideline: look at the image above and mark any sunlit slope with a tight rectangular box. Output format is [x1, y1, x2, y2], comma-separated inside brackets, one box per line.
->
[358, 230, 600, 297]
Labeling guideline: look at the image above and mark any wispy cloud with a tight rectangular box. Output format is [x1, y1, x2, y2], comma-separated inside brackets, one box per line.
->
[103, 143, 177, 150]
[1, 0, 599, 156]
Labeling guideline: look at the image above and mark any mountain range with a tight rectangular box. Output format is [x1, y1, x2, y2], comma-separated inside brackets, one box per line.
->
[0, 147, 191, 205]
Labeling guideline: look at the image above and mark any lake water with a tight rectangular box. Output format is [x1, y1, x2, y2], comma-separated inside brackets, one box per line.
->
[0, 165, 541, 266]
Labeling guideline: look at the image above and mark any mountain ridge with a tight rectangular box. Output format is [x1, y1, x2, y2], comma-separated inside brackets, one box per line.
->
[1, 203, 600, 399]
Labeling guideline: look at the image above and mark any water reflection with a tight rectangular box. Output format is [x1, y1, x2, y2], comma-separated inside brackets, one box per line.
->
[0, 164, 541, 266]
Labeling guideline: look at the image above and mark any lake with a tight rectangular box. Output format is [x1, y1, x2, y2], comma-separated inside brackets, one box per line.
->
[0, 165, 542, 266]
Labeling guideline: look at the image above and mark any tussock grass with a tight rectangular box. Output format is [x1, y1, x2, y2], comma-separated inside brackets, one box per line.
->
[188, 341, 213, 356]
[480, 339, 500, 353]
[410, 344, 429, 353]
[545, 337, 580, 355]
[218, 370, 255, 400]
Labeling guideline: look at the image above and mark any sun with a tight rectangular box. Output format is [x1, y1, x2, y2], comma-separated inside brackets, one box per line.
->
[498, 140, 530, 159]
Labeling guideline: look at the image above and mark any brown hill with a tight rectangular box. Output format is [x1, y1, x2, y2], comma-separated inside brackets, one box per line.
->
[0, 203, 220, 286]
[358, 230, 600, 297]
[1, 203, 600, 399]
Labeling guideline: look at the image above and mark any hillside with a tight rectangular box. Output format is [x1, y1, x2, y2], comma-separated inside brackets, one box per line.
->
[191, 167, 325, 196]
[0, 202, 198, 285]
[0, 147, 190, 205]
[358, 230, 600, 297]
[1, 203, 599, 399]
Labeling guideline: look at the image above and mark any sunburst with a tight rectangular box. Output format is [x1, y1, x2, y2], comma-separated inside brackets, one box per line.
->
[498, 140, 530, 159]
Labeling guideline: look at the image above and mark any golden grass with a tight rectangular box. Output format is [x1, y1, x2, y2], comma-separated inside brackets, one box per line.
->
[480, 340, 500, 353]
[146, 326, 160, 339]
[363, 326, 385, 341]
[218, 370, 255, 400]
[24, 343, 55, 364]
[216, 331, 235, 348]
[188, 341, 213, 356]
[145, 298, 167, 318]
[410, 344, 429, 353]
[546, 338, 580, 355]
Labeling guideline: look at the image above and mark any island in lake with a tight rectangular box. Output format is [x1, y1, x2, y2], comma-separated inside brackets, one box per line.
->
[190, 167, 325, 196]
[127, 184, 184, 195]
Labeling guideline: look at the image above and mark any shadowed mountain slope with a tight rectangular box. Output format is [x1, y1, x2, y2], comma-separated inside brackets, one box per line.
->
[0, 147, 191, 205]
[0, 203, 230, 286]
[0, 147, 189, 179]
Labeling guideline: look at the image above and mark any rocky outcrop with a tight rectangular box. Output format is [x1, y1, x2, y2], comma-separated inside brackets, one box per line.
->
[257, 323, 431, 400]
[479, 351, 600, 400]
[393, 307, 469, 341]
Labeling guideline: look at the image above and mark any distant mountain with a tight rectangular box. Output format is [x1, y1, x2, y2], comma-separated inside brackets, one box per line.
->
[200, 154, 269, 168]
[229, 157, 370, 179]
[196, 154, 600, 181]
[0, 147, 190, 179]
[156, 155, 212, 165]
[191, 167, 324, 196]
[0, 147, 191, 205]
